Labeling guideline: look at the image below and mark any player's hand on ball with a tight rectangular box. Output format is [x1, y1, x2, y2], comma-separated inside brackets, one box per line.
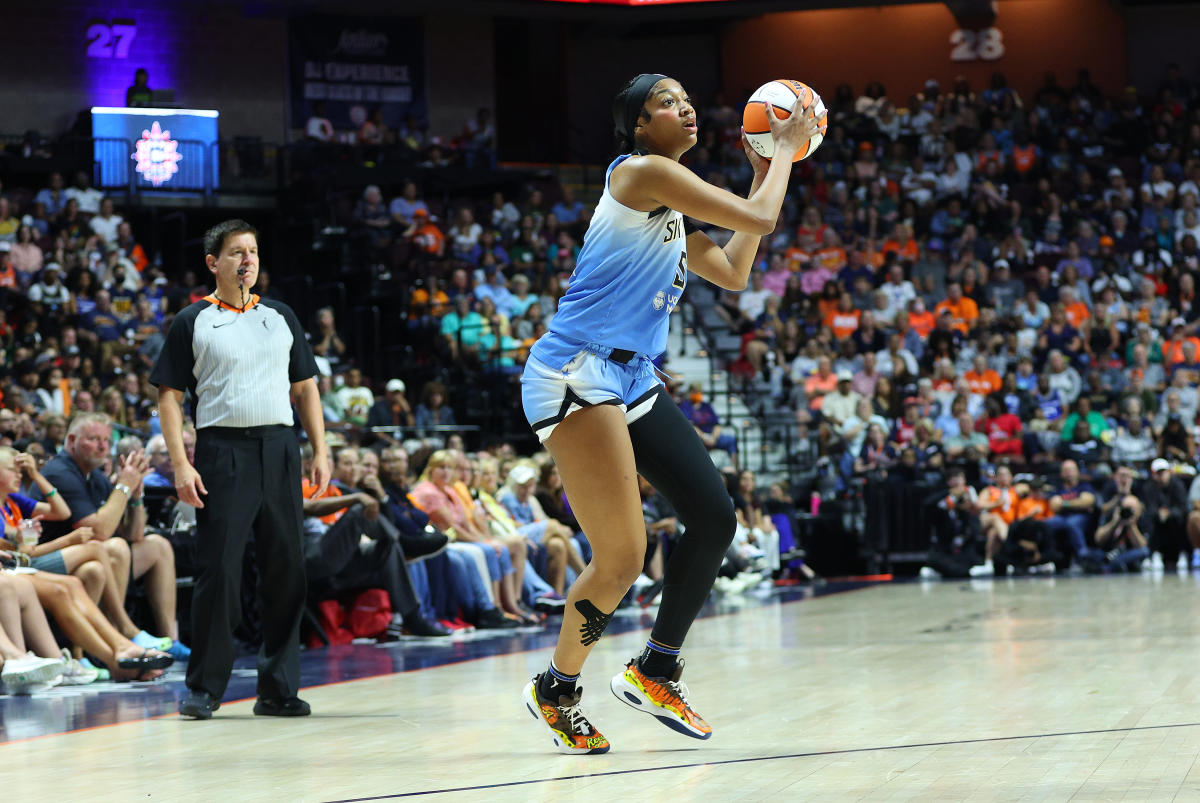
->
[767, 101, 820, 157]
[741, 129, 770, 178]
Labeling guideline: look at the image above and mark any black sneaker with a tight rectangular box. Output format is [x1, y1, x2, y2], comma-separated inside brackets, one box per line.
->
[402, 614, 452, 637]
[253, 696, 311, 717]
[179, 689, 220, 720]
[401, 528, 449, 563]
[375, 626, 403, 643]
[476, 607, 521, 630]
[635, 579, 664, 607]
[533, 594, 567, 614]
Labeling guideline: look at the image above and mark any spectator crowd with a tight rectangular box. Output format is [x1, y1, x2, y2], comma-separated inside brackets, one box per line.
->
[4, 60, 1200, 692]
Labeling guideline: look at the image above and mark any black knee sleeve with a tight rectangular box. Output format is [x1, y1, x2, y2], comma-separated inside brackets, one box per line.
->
[628, 389, 738, 647]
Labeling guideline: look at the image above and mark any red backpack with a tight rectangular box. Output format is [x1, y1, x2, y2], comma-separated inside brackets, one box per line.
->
[347, 588, 392, 639]
[307, 599, 354, 648]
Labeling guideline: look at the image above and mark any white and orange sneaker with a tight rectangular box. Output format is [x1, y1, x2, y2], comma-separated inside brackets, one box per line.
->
[610, 658, 712, 739]
[522, 676, 611, 755]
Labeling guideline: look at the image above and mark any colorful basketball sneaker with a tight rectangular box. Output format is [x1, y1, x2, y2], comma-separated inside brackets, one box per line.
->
[522, 676, 611, 755]
[610, 658, 712, 739]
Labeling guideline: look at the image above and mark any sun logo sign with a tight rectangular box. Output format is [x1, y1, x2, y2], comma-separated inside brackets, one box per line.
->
[131, 121, 182, 186]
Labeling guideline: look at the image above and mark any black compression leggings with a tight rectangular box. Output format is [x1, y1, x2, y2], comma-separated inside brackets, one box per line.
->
[628, 387, 737, 648]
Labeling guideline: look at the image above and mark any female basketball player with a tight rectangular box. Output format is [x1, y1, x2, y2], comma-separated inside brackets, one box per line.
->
[521, 73, 821, 753]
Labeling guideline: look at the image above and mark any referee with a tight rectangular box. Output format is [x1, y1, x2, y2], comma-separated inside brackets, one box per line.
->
[151, 219, 330, 720]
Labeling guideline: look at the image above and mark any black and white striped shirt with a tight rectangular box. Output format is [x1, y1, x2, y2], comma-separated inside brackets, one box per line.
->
[150, 294, 317, 428]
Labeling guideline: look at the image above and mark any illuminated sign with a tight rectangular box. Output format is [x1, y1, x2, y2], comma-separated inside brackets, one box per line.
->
[91, 107, 219, 192]
[131, 121, 183, 186]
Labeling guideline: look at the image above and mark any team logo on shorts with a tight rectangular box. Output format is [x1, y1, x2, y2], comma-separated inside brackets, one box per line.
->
[653, 291, 666, 310]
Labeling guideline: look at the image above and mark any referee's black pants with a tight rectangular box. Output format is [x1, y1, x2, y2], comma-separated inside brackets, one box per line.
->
[189, 425, 306, 701]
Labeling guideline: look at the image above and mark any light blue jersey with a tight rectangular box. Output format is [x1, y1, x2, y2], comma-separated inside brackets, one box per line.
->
[535, 154, 688, 363]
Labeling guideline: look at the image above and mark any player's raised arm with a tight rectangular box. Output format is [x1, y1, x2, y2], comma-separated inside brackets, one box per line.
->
[611, 103, 819, 235]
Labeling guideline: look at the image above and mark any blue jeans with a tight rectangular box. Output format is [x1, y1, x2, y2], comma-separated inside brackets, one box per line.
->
[1106, 546, 1149, 572]
[456, 540, 513, 581]
[573, 532, 592, 564]
[446, 547, 496, 616]
[422, 548, 496, 619]
[408, 559, 437, 622]
[1045, 513, 1104, 564]
[518, 521, 548, 545]
[522, 564, 555, 604]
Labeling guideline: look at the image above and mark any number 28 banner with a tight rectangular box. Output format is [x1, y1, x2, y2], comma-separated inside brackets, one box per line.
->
[288, 15, 427, 132]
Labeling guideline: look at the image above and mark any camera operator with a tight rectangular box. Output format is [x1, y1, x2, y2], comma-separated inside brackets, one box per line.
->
[925, 468, 984, 578]
[1093, 493, 1149, 573]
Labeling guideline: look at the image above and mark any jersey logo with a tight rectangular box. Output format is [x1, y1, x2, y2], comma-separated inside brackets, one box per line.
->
[653, 291, 666, 310]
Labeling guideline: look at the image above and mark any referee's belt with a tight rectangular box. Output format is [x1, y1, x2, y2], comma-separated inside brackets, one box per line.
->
[202, 424, 289, 439]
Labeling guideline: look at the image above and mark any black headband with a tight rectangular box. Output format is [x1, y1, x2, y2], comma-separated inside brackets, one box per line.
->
[617, 73, 668, 147]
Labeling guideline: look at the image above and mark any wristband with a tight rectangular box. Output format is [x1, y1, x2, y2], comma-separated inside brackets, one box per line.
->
[130, 498, 144, 507]
[45, 488, 57, 499]
[114, 483, 132, 497]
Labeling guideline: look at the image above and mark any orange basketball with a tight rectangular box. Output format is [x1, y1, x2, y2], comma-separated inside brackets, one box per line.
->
[742, 79, 828, 162]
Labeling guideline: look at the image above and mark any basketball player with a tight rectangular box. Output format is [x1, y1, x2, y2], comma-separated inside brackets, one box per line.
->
[521, 74, 820, 753]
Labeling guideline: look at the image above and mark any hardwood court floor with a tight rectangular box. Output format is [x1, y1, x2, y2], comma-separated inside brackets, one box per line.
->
[5, 575, 1200, 801]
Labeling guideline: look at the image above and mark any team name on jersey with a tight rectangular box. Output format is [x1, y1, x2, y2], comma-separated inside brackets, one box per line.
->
[663, 218, 685, 243]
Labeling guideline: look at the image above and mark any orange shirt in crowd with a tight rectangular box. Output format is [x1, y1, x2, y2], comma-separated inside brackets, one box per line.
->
[303, 478, 344, 525]
[409, 287, 450, 319]
[1064, 301, 1091, 329]
[909, 310, 936, 338]
[817, 297, 840, 320]
[813, 246, 848, 271]
[797, 223, 829, 244]
[56, 377, 72, 418]
[410, 222, 446, 255]
[1163, 337, 1200, 366]
[1011, 144, 1037, 174]
[976, 150, 1004, 172]
[934, 297, 979, 334]
[804, 372, 838, 411]
[452, 481, 484, 530]
[126, 242, 149, 273]
[861, 249, 885, 271]
[964, 368, 1002, 396]
[1015, 495, 1051, 521]
[881, 238, 919, 262]
[980, 486, 1019, 525]
[784, 246, 811, 272]
[825, 310, 861, 340]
